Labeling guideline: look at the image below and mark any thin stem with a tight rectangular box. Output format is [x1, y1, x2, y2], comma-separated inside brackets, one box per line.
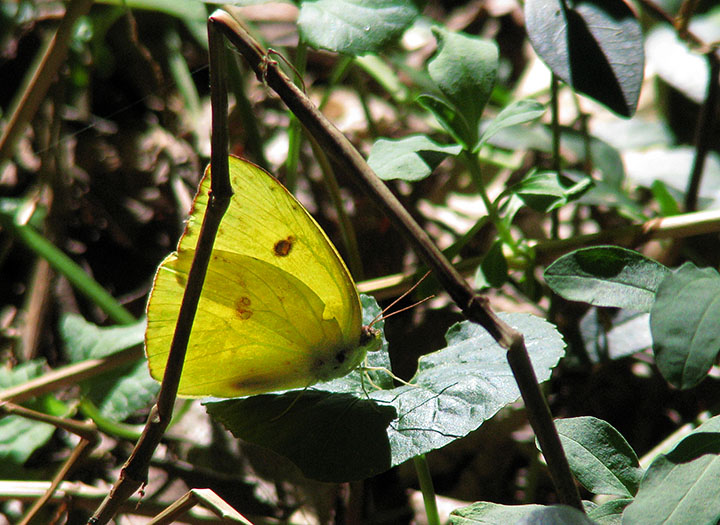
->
[413, 455, 440, 525]
[284, 41, 308, 192]
[0, 346, 143, 404]
[307, 134, 364, 279]
[550, 74, 561, 239]
[319, 55, 354, 110]
[685, 51, 720, 212]
[88, 15, 234, 524]
[461, 151, 517, 253]
[228, 53, 269, 167]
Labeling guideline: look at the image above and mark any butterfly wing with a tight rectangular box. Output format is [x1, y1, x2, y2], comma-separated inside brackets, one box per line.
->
[146, 157, 364, 397]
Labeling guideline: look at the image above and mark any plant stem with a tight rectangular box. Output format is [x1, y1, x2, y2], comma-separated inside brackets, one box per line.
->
[284, 41, 308, 192]
[461, 150, 518, 254]
[319, 55, 354, 110]
[307, 135, 364, 279]
[685, 51, 720, 212]
[550, 74, 560, 239]
[413, 455, 440, 525]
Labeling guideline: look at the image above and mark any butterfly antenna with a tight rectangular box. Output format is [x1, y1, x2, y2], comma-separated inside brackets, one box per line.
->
[262, 48, 307, 93]
[369, 270, 432, 327]
[379, 295, 435, 321]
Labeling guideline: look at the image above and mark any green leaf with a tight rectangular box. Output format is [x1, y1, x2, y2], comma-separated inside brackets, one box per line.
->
[476, 99, 546, 152]
[586, 498, 632, 525]
[297, 0, 419, 55]
[449, 502, 596, 524]
[623, 415, 720, 524]
[205, 313, 565, 482]
[0, 361, 56, 478]
[416, 93, 472, 148]
[650, 263, 720, 389]
[474, 240, 508, 289]
[61, 314, 145, 361]
[507, 170, 592, 213]
[650, 180, 681, 217]
[427, 27, 498, 149]
[554, 416, 642, 497]
[545, 247, 670, 312]
[525, 0, 644, 117]
[60, 314, 157, 420]
[367, 135, 462, 181]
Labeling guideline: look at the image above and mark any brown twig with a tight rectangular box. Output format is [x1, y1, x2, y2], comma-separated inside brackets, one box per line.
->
[0, 346, 143, 404]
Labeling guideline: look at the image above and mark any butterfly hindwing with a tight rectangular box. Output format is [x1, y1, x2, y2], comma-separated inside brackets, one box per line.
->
[145, 157, 365, 397]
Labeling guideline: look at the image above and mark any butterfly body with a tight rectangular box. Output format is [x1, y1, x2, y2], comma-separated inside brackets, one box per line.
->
[146, 156, 378, 398]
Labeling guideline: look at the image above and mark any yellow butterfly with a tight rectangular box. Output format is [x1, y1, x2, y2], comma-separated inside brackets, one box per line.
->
[145, 156, 380, 397]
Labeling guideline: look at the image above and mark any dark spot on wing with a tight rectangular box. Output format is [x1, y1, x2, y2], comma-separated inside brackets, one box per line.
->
[235, 296, 252, 320]
[273, 236, 295, 256]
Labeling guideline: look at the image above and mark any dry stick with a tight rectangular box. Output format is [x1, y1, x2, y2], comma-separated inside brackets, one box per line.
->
[212, 8, 583, 510]
[87, 19, 233, 525]
[685, 51, 720, 212]
[147, 489, 252, 525]
[0, 346, 143, 404]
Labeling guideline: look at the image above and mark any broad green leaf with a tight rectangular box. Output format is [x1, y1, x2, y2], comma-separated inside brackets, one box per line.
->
[650, 263, 720, 389]
[506, 170, 592, 213]
[427, 27, 498, 149]
[474, 240, 508, 289]
[525, 0, 644, 117]
[297, 0, 418, 55]
[476, 99, 546, 152]
[554, 417, 642, 497]
[449, 502, 595, 524]
[545, 247, 670, 312]
[206, 313, 565, 482]
[0, 361, 56, 478]
[60, 314, 157, 420]
[62, 314, 145, 361]
[367, 135, 462, 181]
[623, 415, 720, 524]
